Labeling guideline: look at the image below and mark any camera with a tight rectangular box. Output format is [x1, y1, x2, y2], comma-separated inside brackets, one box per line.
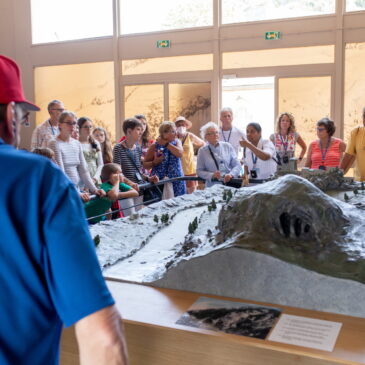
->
[282, 155, 289, 164]
[250, 169, 258, 179]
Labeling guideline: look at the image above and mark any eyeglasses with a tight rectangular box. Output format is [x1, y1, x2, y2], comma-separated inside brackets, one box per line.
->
[317, 127, 326, 132]
[50, 108, 64, 112]
[164, 130, 176, 134]
[81, 125, 93, 129]
[20, 112, 30, 126]
[61, 121, 77, 126]
[206, 131, 219, 136]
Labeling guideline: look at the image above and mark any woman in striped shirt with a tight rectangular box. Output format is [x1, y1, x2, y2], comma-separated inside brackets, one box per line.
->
[48, 111, 105, 202]
[305, 118, 346, 170]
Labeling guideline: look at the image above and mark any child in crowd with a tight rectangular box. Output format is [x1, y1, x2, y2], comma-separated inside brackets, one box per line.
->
[31, 147, 56, 163]
[84, 163, 138, 223]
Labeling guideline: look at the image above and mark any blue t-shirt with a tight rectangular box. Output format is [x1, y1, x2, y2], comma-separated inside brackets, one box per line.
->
[0, 140, 114, 365]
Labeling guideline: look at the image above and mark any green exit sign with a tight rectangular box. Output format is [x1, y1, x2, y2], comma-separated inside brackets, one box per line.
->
[157, 40, 171, 48]
[265, 31, 281, 40]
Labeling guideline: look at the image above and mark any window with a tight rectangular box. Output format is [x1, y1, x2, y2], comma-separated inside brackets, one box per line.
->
[124, 84, 164, 138]
[344, 43, 365, 143]
[31, 0, 113, 44]
[346, 0, 365, 12]
[122, 54, 213, 75]
[120, 0, 213, 35]
[222, 77, 275, 139]
[278, 76, 331, 155]
[222, 0, 335, 25]
[169, 83, 211, 137]
[34, 62, 116, 141]
[223, 46, 334, 70]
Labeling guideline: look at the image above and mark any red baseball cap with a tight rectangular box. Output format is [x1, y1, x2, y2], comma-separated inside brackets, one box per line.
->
[0, 55, 40, 111]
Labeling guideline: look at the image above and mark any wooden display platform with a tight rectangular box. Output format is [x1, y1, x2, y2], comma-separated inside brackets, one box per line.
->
[60, 280, 365, 365]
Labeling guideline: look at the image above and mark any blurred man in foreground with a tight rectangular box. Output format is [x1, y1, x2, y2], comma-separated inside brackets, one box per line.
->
[0, 54, 128, 364]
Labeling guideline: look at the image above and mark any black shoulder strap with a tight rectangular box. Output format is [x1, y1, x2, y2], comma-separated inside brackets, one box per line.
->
[208, 146, 220, 170]
[122, 143, 142, 174]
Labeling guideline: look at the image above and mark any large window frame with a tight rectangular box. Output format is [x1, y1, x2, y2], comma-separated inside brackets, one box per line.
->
[8, 0, 364, 146]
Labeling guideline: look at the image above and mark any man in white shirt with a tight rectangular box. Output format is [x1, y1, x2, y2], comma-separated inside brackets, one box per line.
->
[30, 99, 64, 149]
[219, 107, 246, 158]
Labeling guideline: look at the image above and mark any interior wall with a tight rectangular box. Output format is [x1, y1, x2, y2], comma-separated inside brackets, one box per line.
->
[1, 0, 365, 149]
[0, 0, 15, 59]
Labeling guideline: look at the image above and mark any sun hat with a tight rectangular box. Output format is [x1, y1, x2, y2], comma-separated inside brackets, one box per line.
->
[175, 116, 192, 129]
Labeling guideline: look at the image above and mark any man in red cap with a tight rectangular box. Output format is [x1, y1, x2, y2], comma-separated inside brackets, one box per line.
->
[0, 54, 128, 364]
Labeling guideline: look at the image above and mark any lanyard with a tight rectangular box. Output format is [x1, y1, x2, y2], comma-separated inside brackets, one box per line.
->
[279, 133, 288, 153]
[251, 151, 258, 166]
[49, 120, 57, 136]
[319, 137, 331, 162]
[221, 128, 232, 143]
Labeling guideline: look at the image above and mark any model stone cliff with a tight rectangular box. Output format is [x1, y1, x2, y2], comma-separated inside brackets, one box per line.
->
[218, 174, 365, 283]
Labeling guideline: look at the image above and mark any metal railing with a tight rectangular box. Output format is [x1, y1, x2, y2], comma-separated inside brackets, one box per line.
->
[86, 175, 268, 222]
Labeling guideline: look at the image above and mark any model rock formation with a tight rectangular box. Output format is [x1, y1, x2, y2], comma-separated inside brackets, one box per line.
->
[272, 166, 355, 191]
[218, 174, 365, 283]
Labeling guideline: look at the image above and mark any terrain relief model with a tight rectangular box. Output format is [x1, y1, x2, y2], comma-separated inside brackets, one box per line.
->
[91, 171, 365, 317]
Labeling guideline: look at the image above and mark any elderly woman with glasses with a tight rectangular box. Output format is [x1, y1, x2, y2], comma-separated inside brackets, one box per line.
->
[48, 111, 105, 202]
[197, 121, 241, 188]
[144, 121, 186, 197]
[305, 118, 346, 170]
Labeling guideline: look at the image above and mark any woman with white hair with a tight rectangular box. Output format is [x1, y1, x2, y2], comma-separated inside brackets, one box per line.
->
[197, 121, 241, 188]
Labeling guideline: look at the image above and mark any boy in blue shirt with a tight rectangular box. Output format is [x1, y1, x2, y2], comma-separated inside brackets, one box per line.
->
[0, 54, 128, 365]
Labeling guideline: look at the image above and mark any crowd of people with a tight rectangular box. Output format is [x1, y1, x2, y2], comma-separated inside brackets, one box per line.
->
[29, 99, 365, 220]
[2, 53, 365, 365]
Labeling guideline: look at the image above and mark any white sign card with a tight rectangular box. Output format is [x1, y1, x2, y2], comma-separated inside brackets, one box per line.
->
[268, 314, 342, 352]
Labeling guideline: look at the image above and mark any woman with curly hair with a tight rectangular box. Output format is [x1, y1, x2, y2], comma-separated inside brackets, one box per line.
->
[270, 112, 307, 170]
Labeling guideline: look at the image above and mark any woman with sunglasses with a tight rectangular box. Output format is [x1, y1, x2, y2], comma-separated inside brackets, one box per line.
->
[305, 118, 346, 170]
[48, 111, 105, 201]
[78, 117, 103, 184]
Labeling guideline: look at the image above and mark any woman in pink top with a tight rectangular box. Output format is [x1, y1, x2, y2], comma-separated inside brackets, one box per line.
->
[305, 118, 346, 170]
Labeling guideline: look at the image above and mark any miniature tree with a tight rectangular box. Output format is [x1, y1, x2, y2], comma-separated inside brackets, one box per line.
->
[223, 191, 227, 201]
[93, 235, 100, 247]
[361, 182, 365, 191]
[188, 222, 194, 234]
[211, 199, 217, 210]
[354, 188, 359, 195]
[193, 217, 198, 230]
[227, 190, 233, 202]
[208, 205, 212, 212]
[344, 193, 349, 201]
[153, 215, 159, 223]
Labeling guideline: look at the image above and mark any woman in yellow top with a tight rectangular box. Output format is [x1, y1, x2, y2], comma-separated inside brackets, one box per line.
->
[175, 116, 205, 193]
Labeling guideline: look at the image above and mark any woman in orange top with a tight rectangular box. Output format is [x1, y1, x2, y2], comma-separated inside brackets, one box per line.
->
[305, 118, 346, 170]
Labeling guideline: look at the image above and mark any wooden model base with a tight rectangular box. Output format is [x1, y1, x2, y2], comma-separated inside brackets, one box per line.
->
[60, 280, 365, 365]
